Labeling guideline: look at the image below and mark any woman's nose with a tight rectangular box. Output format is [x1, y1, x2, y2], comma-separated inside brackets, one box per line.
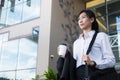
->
[78, 19, 82, 23]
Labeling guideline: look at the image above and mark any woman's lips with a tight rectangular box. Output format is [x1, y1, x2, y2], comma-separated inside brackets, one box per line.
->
[80, 24, 84, 26]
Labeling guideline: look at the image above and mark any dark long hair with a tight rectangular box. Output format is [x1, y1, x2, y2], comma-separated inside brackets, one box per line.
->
[78, 10, 99, 32]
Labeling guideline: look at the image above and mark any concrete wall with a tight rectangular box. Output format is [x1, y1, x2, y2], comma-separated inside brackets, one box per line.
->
[37, 0, 52, 75]
[0, 19, 40, 39]
[49, 0, 85, 71]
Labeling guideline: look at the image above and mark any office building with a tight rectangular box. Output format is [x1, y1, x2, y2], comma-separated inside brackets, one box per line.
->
[0, 0, 119, 79]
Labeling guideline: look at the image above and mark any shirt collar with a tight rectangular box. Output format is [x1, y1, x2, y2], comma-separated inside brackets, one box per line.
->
[79, 30, 95, 39]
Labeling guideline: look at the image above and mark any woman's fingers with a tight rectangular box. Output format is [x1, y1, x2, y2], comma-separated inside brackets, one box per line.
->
[82, 55, 91, 64]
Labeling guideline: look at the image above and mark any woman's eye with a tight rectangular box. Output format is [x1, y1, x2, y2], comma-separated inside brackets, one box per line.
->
[82, 17, 85, 19]
[78, 16, 87, 21]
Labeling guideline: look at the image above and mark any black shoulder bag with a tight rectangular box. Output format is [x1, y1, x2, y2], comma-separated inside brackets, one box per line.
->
[84, 32, 118, 80]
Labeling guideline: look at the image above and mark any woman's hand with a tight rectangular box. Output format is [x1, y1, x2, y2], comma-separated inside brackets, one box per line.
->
[82, 55, 96, 66]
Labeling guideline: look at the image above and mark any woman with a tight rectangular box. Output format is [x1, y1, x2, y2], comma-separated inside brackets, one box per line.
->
[57, 10, 118, 80]
[74, 10, 117, 80]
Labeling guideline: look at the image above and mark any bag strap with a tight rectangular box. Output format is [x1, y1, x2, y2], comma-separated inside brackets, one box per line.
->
[86, 31, 97, 55]
[85, 31, 97, 80]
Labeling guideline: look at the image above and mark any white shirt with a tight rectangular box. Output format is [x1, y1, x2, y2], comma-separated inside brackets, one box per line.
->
[73, 30, 115, 69]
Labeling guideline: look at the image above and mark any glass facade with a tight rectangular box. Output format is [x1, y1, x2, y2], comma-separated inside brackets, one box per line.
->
[0, 28, 39, 80]
[86, 0, 120, 72]
[0, 0, 40, 28]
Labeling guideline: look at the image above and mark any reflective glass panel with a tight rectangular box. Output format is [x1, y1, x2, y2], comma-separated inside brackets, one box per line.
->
[0, 40, 19, 71]
[108, 13, 120, 35]
[0, 71, 15, 80]
[0, 0, 40, 28]
[17, 37, 37, 69]
[1, 0, 8, 9]
[108, 0, 120, 14]
[86, 0, 106, 32]
[86, 0, 106, 15]
[22, 0, 40, 21]
[16, 69, 36, 80]
[0, 8, 7, 28]
[0, 28, 38, 79]
[6, 4, 22, 26]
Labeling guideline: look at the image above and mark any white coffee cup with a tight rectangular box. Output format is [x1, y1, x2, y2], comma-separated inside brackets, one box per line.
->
[58, 45, 67, 58]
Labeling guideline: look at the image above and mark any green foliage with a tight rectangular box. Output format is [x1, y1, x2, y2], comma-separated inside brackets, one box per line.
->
[44, 67, 57, 80]
[31, 67, 57, 80]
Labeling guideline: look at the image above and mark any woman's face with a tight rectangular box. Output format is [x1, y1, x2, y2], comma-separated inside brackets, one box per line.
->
[78, 12, 94, 30]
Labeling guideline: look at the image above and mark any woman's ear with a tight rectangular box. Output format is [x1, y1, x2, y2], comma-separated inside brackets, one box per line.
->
[90, 17, 94, 23]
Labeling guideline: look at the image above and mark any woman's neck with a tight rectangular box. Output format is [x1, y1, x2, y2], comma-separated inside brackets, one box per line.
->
[83, 28, 92, 36]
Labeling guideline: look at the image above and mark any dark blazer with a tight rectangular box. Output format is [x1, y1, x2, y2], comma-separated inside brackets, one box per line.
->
[57, 51, 76, 80]
[57, 51, 119, 80]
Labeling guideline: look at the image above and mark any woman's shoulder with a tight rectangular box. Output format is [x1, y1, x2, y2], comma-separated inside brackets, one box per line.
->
[73, 37, 80, 45]
[97, 32, 108, 38]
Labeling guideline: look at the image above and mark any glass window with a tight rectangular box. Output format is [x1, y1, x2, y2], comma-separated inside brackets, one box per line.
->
[0, 40, 19, 71]
[17, 37, 37, 69]
[108, 0, 120, 14]
[15, 0, 24, 5]
[0, 0, 40, 28]
[2, 0, 8, 9]
[108, 13, 120, 35]
[86, 0, 106, 15]
[0, 27, 39, 79]
[0, 71, 15, 80]
[0, 8, 7, 28]
[86, 0, 106, 32]
[22, 0, 40, 21]
[108, 0, 120, 35]
[6, 4, 23, 26]
[7, 0, 24, 9]
[0, 33, 8, 62]
[16, 69, 36, 80]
